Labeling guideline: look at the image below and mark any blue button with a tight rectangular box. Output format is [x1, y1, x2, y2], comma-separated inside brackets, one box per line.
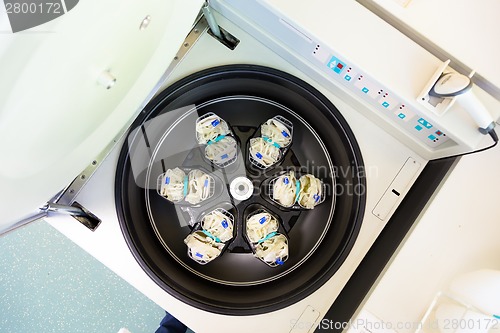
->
[415, 125, 423, 131]
[344, 75, 352, 81]
[327, 56, 346, 74]
[398, 113, 406, 119]
[418, 118, 433, 129]
[382, 101, 390, 108]
[428, 135, 437, 140]
[362, 87, 369, 93]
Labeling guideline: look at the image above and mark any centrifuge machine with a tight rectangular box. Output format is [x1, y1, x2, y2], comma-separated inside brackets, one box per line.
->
[1, 0, 498, 332]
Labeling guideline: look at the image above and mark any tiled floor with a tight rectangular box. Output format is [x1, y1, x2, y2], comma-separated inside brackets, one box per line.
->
[0, 220, 172, 333]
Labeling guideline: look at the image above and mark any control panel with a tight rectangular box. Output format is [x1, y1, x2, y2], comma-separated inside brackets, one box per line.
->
[312, 44, 450, 148]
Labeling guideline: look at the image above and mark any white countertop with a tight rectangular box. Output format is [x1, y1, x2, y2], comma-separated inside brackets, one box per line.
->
[354, 136, 500, 332]
[369, 0, 500, 91]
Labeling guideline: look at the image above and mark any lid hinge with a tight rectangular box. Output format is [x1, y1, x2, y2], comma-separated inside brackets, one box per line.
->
[41, 202, 101, 231]
[1, 202, 101, 237]
[202, 1, 240, 50]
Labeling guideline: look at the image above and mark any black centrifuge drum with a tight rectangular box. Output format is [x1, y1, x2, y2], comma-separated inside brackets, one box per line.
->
[115, 65, 366, 315]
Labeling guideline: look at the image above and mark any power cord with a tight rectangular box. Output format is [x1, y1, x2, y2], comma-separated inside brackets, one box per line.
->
[431, 129, 499, 161]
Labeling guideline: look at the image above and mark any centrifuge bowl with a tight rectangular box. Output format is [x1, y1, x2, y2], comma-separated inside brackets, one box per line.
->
[115, 65, 366, 315]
